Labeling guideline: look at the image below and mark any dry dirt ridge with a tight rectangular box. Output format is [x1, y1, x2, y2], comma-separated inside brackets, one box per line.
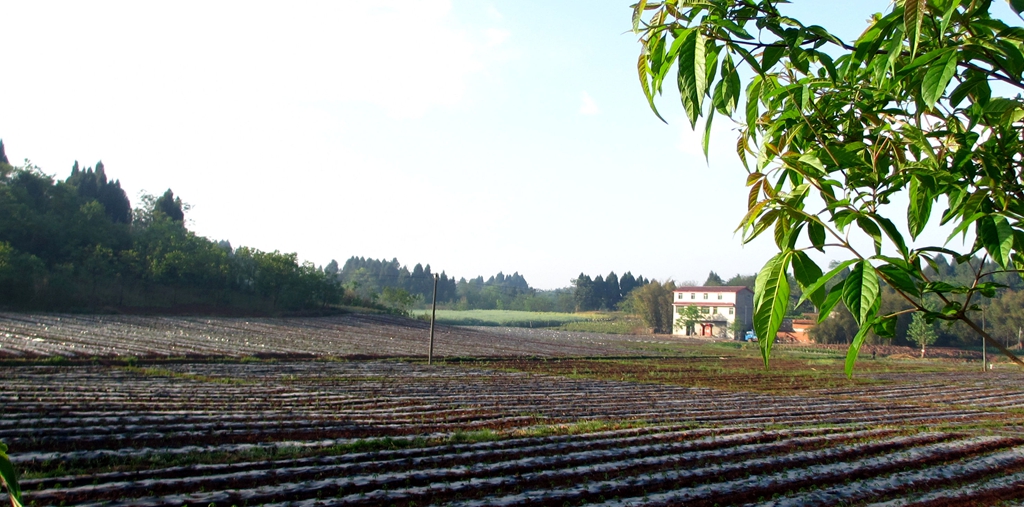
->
[2, 360, 1024, 506]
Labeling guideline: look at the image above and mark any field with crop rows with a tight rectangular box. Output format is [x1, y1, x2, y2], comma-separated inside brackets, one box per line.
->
[410, 310, 608, 328]
[0, 312, 661, 359]
[3, 356, 1024, 506]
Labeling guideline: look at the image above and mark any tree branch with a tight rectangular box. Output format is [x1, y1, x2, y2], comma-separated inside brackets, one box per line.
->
[960, 315, 1024, 367]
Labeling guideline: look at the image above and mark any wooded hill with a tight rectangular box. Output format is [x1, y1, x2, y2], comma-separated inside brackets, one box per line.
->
[0, 141, 346, 314]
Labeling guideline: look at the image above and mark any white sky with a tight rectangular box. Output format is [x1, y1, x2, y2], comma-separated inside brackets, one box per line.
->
[4, 1, 1015, 289]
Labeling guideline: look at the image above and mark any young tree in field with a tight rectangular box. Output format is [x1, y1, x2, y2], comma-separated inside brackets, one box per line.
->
[675, 304, 702, 335]
[634, 0, 1024, 375]
[908, 312, 939, 358]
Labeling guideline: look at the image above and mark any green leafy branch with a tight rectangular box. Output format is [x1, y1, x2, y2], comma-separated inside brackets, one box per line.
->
[634, 0, 1024, 376]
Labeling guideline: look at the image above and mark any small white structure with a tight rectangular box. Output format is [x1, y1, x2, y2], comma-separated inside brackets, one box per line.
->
[671, 286, 754, 339]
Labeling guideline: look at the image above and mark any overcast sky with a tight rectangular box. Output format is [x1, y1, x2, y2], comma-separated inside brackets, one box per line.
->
[4, 1, 1015, 289]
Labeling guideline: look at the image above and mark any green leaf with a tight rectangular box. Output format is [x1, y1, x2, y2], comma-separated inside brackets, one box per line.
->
[977, 215, 1014, 268]
[939, 0, 962, 36]
[872, 215, 909, 258]
[808, 220, 826, 252]
[921, 50, 958, 109]
[791, 251, 825, 307]
[762, 44, 785, 71]
[1010, 0, 1024, 15]
[997, 38, 1024, 76]
[631, 0, 648, 33]
[677, 29, 707, 128]
[713, 53, 741, 115]
[0, 448, 22, 507]
[905, 0, 926, 58]
[898, 46, 953, 76]
[843, 261, 880, 326]
[940, 300, 963, 316]
[702, 110, 715, 159]
[948, 74, 984, 108]
[800, 259, 857, 307]
[754, 252, 792, 369]
[716, 16, 755, 40]
[818, 51, 838, 82]
[908, 176, 932, 240]
[638, 53, 667, 123]
[923, 281, 958, 294]
[745, 77, 762, 130]
[845, 321, 873, 378]
[857, 216, 883, 255]
[835, 210, 857, 232]
[944, 212, 986, 246]
[873, 314, 897, 338]
[817, 284, 844, 323]
[877, 263, 922, 296]
[797, 152, 826, 174]
[976, 281, 1007, 298]
[745, 208, 778, 243]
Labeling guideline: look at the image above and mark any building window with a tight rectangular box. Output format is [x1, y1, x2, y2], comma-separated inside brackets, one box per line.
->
[703, 293, 708, 299]
[691, 293, 695, 299]
[729, 308, 734, 315]
[718, 294, 723, 300]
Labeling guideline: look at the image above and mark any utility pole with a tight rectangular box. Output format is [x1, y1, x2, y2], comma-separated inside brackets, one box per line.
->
[982, 308, 987, 372]
[428, 273, 438, 365]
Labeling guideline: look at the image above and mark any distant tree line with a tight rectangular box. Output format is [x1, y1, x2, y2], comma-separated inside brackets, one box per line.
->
[0, 141, 350, 314]
[334, 256, 575, 312]
[571, 271, 650, 311]
[336, 257, 458, 304]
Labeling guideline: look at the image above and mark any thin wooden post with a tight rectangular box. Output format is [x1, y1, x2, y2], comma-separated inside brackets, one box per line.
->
[428, 273, 438, 365]
[982, 309, 987, 372]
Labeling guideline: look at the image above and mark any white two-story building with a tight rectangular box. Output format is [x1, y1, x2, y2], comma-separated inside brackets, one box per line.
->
[671, 286, 754, 339]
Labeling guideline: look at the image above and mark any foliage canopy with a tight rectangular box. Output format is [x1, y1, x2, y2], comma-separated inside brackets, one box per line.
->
[633, 0, 1024, 375]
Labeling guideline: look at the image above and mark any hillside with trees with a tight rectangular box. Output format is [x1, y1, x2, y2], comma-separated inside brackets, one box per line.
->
[0, 142, 345, 314]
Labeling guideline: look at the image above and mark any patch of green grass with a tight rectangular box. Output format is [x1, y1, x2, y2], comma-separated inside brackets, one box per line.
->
[120, 366, 254, 385]
[805, 358, 839, 366]
[336, 436, 429, 453]
[447, 429, 501, 444]
[514, 419, 653, 438]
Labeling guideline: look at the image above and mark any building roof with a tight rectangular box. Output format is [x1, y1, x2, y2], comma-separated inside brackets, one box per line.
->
[673, 286, 752, 293]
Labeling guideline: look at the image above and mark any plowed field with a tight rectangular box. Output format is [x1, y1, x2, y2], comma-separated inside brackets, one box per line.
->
[0, 312, 666, 359]
[3, 359, 1024, 506]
